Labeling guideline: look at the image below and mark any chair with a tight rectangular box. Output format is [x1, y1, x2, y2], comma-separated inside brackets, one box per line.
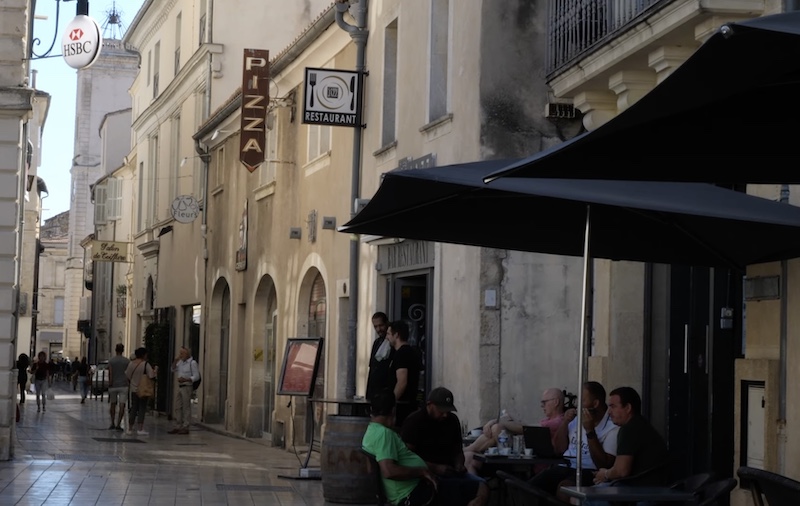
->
[738, 466, 800, 506]
[360, 449, 388, 506]
[669, 472, 715, 493]
[695, 478, 737, 506]
[497, 470, 568, 506]
[609, 460, 671, 487]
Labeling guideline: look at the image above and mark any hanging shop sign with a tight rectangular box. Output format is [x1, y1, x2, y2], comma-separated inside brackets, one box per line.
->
[90, 240, 129, 263]
[170, 195, 200, 224]
[303, 67, 361, 128]
[62, 15, 102, 69]
[240, 49, 270, 172]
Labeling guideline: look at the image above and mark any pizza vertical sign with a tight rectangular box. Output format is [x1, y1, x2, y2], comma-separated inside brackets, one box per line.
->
[303, 68, 361, 127]
[240, 49, 269, 172]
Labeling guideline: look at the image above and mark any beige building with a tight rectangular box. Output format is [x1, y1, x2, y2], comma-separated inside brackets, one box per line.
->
[36, 212, 69, 359]
[122, 0, 336, 418]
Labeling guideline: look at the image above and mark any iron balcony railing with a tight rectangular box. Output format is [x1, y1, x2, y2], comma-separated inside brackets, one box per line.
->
[547, 0, 668, 77]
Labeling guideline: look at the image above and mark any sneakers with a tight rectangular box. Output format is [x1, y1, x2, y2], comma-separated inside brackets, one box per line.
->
[80, 399, 85, 404]
[115, 426, 124, 432]
[177, 428, 189, 435]
[136, 430, 149, 436]
[109, 424, 116, 430]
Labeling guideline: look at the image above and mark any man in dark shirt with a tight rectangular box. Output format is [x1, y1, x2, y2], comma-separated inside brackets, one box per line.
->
[366, 311, 394, 401]
[387, 320, 421, 426]
[401, 387, 488, 506]
[593, 386, 669, 487]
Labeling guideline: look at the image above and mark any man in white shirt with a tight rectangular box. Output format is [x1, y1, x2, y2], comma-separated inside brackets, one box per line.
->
[168, 347, 199, 435]
[529, 381, 619, 497]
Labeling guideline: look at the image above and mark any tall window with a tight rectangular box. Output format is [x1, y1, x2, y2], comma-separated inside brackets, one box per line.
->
[308, 273, 326, 439]
[153, 41, 161, 98]
[137, 161, 145, 230]
[54, 261, 65, 288]
[170, 114, 181, 199]
[429, 0, 450, 121]
[194, 88, 207, 199]
[259, 113, 278, 186]
[382, 19, 398, 146]
[199, 0, 207, 46]
[53, 297, 65, 326]
[107, 177, 122, 220]
[148, 135, 160, 225]
[147, 50, 151, 85]
[307, 125, 330, 162]
[174, 13, 182, 76]
[214, 146, 225, 188]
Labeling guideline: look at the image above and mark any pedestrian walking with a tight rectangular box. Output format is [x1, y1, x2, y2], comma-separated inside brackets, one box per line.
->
[108, 343, 130, 431]
[71, 356, 79, 391]
[30, 351, 49, 412]
[16, 353, 29, 404]
[168, 346, 199, 435]
[125, 347, 158, 436]
[75, 357, 90, 403]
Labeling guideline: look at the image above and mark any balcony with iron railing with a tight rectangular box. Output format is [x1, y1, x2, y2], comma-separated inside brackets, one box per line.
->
[547, 0, 669, 77]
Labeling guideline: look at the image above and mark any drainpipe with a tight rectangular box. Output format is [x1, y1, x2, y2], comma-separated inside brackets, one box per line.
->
[778, 184, 789, 474]
[336, 0, 368, 399]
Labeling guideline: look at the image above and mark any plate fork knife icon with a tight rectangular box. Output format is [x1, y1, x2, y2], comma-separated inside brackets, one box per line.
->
[309, 72, 317, 107]
[349, 75, 355, 111]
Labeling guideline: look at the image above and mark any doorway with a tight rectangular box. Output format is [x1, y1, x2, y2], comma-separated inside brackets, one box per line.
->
[219, 285, 230, 421]
[389, 272, 432, 399]
[264, 310, 277, 438]
[657, 265, 741, 480]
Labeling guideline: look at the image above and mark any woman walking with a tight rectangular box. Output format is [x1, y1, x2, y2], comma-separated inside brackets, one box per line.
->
[30, 352, 49, 412]
[125, 347, 158, 436]
[16, 353, 29, 404]
[75, 357, 90, 403]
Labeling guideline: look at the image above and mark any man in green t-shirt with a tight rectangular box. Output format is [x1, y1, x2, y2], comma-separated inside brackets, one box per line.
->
[362, 390, 438, 506]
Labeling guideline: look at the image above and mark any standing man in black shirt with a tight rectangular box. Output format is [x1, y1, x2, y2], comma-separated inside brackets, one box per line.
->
[366, 311, 393, 401]
[387, 320, 421, 426]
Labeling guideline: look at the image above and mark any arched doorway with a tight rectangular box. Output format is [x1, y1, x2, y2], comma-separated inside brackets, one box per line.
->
[298, 268, 326, 441]
[253, 275, 278, 442]
[208, 278, 230, 424]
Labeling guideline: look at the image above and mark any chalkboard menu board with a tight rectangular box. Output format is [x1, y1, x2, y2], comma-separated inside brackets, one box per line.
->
[277, 338, 324, 396]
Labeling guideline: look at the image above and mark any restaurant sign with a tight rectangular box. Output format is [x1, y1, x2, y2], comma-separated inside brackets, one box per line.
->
[303, 67, 361, 128]
[91, 240, 129, 263]
[240, 49, 270, 172]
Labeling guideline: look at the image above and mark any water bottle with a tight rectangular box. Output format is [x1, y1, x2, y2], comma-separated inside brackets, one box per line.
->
[498, 429, 510, 452]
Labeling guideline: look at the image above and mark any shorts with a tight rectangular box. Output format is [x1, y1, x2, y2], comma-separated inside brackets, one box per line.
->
[108, 387, 128, 404]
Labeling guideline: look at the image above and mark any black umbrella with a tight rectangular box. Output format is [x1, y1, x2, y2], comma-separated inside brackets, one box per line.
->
[341, 160, 800, 472]
[483, 11, 800, 184]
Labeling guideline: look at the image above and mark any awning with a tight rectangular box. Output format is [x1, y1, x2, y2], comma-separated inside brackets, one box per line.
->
[483, 11, 800, 184]
[342, 161, 800, 269]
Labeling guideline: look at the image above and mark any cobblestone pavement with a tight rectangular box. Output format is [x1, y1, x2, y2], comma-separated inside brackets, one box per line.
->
[6, 382, 329, 505]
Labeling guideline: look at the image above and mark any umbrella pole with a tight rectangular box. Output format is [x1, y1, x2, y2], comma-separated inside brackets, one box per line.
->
[576, 205, 591, 484]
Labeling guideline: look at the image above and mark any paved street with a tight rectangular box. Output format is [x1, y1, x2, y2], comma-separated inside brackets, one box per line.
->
[7, 382, 328, 505]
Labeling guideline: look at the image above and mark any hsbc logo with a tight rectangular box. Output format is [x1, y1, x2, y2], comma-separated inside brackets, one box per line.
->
[62, 15, 101, 69]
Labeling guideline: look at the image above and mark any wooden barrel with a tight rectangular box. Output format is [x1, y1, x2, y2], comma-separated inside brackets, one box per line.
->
[321, 415, 373, 504]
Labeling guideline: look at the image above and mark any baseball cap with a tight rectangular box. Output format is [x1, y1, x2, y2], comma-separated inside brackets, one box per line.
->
[428, 387, 457, 412]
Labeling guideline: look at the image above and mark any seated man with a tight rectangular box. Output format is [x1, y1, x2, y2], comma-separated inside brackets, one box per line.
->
[401, 387, 489, 506]
[529, 381, 619, 498]
[464, 387, 565, 475]
[592, 386, 669, 486]
[362, 389, 438, 506]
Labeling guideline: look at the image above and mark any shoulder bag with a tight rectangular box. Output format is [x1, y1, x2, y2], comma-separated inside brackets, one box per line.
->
[137, 361, 154, 398]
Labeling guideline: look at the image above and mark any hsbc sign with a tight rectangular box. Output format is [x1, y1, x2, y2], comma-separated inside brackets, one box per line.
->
[62, 15, 102, 69]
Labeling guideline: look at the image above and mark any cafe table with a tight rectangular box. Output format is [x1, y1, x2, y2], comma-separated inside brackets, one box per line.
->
[559, 485, 698, 504]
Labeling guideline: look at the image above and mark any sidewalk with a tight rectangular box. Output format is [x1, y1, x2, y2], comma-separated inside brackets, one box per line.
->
[7, 382, 329, 505]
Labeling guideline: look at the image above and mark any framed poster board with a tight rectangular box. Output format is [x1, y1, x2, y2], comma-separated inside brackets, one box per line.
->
[278, 337, 324, 396]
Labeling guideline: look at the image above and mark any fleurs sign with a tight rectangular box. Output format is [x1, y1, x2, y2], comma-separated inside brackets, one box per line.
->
[91, 241, 129, 263]
[303, 67, 361, 127]
[62, 15, 102, 69]
[240, 49, 269, 173]
[170, 195, 200, 224]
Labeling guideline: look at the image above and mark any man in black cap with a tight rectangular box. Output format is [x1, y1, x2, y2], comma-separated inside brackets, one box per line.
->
[402, 387, 489, 506]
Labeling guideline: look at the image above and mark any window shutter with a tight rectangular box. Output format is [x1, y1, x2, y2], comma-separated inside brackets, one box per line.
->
[95, 184, 107, 225]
